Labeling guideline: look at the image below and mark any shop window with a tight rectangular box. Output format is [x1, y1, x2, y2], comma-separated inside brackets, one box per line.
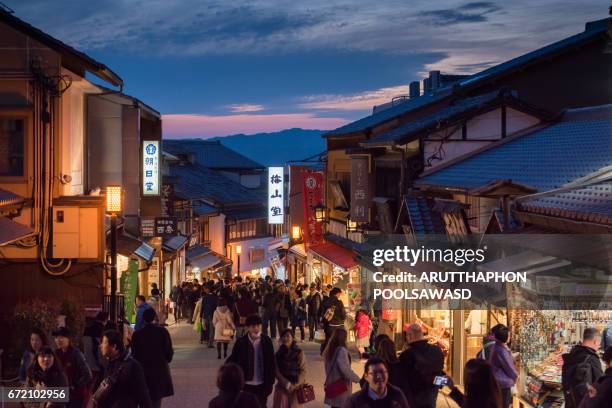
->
[329, 179, 349, 211]
[0, 118, 25, 177]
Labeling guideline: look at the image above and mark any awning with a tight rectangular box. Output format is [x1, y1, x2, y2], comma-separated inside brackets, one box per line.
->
[0, 216, 33, 246]
[289, 243, 307, 258]
[309, 241, 357, 270]
[108, 229, 155, 262]
[0, 188, 25, 209]
[163, 235, 189, 252]
[268, 235, 289, 251]
[187, 244, 210, 260]
[189, 253, 223, 270]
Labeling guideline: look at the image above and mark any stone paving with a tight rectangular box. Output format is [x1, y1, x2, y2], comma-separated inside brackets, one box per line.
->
[163, 321, 457, 408]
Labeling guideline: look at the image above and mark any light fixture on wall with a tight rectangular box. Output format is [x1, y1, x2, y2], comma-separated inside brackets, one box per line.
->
[291, 225, 302, 240]
[346, 217, 358, 233]
[314, 203, 326, 223]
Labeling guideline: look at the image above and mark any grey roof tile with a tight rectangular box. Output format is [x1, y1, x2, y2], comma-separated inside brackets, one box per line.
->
[164, 140, 264, 169]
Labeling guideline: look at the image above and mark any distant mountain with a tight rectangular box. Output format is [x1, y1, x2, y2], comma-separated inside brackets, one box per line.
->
[209, 128, 326, 166]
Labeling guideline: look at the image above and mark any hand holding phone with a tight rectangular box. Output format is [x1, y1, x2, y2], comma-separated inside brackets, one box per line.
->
[433, 376, 449, 387]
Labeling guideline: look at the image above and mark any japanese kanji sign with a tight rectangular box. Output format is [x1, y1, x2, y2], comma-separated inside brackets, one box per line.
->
[142, 140, 160, 196]
[350, 155, 370, 222]
[154, 217, 178, 237]
[141, 217, 155, 238]
[301, 170, 324, 246]
[268, 167, 284, 224]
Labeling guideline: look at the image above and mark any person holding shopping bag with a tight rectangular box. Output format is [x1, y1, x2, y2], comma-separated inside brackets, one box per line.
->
[273, 329, 307, 408]
[213, 298, 235, 359]
[323, 328, 361, 408]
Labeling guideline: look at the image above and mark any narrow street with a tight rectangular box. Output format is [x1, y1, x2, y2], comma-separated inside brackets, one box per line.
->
[164, 322, 458, 407]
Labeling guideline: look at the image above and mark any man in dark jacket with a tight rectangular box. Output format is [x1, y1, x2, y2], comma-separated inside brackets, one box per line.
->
[320, 287, 346, 354]
[398, 324, 444, 408]
[306, 284, 322, 342]
[562, 327, 604, 408]
[131, 308, 174, 408]
[201, 285, 218, 347]
[262, 285, 279, 339]
[170, 285, 183, 323]
[96, 329, 152, 408]
[579, 346, 612, 408]
[226, 314, 276, 407]
[345, 357, 410, 408]
[52, 327, 93, 408]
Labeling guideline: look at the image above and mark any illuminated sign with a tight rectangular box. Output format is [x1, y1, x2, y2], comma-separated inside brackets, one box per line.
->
[142, 140, 160, 195]
[268, 167, 284, 224]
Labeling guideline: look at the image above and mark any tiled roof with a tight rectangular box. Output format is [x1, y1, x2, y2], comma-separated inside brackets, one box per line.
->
[362, 92, 501, 146]
[0, 188, 25, 208]
[163, 235, 189, 252]
[163, 140, 264, 169]
[193, 202, 218, 216]
[167, 162, 264, 206]
[416, 106, 612, 192]
[404, 195, 446, 234]
[516, 179, 612, 226]
[0, 216, 33, 246]
[187, 244, 211, 260]
[325, 18, 609, 137]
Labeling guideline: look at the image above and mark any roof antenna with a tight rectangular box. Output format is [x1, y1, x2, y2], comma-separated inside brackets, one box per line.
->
[0, 2, 14, 13]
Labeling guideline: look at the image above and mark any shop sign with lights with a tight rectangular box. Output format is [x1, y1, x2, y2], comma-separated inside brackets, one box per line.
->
[143, 140, 160, 195]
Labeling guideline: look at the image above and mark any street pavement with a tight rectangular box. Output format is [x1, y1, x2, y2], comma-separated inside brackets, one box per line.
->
[164, 321, 458, 408]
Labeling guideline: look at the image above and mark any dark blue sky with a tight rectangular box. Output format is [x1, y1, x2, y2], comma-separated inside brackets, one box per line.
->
[7, 0, 607, 137]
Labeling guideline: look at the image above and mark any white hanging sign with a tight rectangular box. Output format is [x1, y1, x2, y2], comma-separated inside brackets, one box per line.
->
[142, 140, 160, 195]
[268, 167, 284, 224]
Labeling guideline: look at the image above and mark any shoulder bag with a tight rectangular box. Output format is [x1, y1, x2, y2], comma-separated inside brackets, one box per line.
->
[324, 348, 348, 399]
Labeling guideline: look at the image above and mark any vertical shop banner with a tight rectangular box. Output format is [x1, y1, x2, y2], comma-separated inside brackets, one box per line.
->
[301, 171, 324, 246]
[142, 140, 160, 196]
[350, 156, 370, 222]
[268, 167, 284, 224]
[120, 259, 139, 324]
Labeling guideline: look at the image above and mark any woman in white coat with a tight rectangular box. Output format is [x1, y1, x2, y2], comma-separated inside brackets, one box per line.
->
[213, 298, 235, 359]
[322, 328, 361, 408]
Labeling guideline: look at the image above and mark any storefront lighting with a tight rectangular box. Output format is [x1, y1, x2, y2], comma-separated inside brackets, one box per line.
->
[346, 218, 358, 233]
[105, 186, 122, 214]
[236, 245, 242, 255]
[314, 203, 326, 223]
[291, 225, 301, 240]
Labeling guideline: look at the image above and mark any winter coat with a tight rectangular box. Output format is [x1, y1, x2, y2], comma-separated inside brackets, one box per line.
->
[202, 293, 219, 318]
[324, 346, 361, 407]
[263, 292, 280, 315]
[213, 306, 236, 342]
[192, 298, 202, 330]
[131, 323, 175, 401]
[562, 345, 605, 408]
[135, 302, 151, 331]
[578, 366, 612, 408]
[398, 339, 444, 408]
[234, 297, 258, 326]
[307, 291, 322, 320]
[24, 365, 68, 408]
[55, 346, 93, 401]
[95, 351, 152, 408]
[477, 334, 496, 361]
[18, 350, 35, 384]
[291, 298, 307, 325]
[209, 391, 262, 408]
[490, 342, 518, 389]
[226, 333, 277, 397]
[342, 383, 410, 408]
[354, 313, 371, 339]
[322, 296, 347, 326]
[274, 342, 307, 408]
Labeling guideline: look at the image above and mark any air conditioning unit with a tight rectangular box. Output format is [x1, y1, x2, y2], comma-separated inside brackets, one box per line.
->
[52, 196, 104, 260]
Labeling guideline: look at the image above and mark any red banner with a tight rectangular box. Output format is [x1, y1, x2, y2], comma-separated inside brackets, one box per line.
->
[302, 171, 324, 246]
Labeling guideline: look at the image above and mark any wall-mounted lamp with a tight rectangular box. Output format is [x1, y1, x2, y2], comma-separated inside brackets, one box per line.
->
[314, 203, 326, 223]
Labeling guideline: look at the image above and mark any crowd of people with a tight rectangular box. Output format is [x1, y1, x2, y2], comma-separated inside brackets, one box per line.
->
[16, 273, 612, 408]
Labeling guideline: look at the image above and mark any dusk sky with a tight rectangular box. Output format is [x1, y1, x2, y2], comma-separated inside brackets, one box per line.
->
[7, 0, 608, 137]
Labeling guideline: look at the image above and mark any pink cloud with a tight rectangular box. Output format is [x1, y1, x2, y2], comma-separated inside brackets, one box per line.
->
[162, 113, 350, 138]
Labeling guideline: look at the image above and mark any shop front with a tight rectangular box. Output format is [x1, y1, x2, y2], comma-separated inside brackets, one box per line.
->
[288, 243, 307, 285]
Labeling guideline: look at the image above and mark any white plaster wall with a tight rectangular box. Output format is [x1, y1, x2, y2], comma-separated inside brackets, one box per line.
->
[208, 213, 226, 255]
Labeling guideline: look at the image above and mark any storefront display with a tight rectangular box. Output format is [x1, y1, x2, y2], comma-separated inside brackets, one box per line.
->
[511, 309, 612, 407]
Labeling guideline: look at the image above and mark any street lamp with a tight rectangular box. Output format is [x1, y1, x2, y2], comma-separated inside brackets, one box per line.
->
[291, 225, 301, 240]
[236, 245, 241, 277]
[106, 185, 122, 327]
[314, 203, 326, 223]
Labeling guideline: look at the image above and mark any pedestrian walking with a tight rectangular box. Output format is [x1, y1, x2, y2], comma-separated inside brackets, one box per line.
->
[353, 309, 372, 360]
[135, 295, 152, 331]
[291, 289, 307, 342]
[578, 346, 612, 408]
[374, 337, 401, 388]
[93, 330, 152, 408]
[234, 287, 258, 338]
[306, 285, 322, 342]
[273, 329, 307, 408]
[24, 346, 68, 408]
[201, 284, 219, 348]
[343, 357, 410, 408]
[226, 314, 276, 407]
[277, 284, 292, 334]
[398, 324, 444, 408]
[562, 327, 604, 408]
[213, 298, 236, 359]
[170, 284, 184, 323]
[320, 288, 346, 355]
[83, 312, 108, 390]
[323, 328, 361, 408]
[19, 328, 48, 385]
[443, 358, 502, 408]
[131, 308, 175, 407]
[489, 325, 518, 408]
[52, 327, 93, 408]
[209, 363, 262, 408]
[262, 284, 279, 339]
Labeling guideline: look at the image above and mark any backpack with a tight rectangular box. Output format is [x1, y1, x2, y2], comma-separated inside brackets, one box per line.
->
[562, 354, 593, 406]
[410, 345, 442, 388]
[323, 304, 336, 322]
